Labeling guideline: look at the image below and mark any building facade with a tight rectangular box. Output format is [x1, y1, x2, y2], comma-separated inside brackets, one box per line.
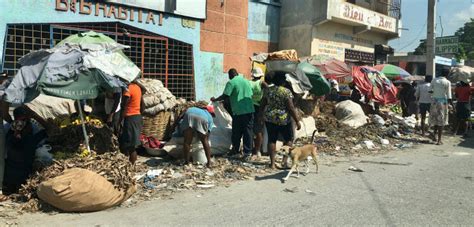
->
[0, 0, 280, 101]
[279, 0, 401, 64]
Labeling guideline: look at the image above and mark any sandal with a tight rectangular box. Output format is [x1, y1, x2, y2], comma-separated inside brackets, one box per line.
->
[0, 194, 9, 202]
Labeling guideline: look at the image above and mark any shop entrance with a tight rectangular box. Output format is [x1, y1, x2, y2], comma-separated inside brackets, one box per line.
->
[2, 22, 195, 100]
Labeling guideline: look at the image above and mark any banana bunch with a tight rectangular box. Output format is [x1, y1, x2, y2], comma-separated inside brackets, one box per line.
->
[390, 105, 402, 114]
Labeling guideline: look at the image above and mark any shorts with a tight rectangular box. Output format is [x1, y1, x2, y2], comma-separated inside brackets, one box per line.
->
[456, 102, 471, 120]
[253, 105, 264, 134]
[265, 122, 294, 144]
[179, 112, 210, 135]
[120, 115, 143, 151]
[419, 103, 431, 115]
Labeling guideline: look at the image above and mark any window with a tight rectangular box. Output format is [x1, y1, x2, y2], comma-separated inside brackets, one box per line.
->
[2, 22, 195, 100]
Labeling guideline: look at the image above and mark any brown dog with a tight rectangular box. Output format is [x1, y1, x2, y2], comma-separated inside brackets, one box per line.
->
[280, 130, 319, 182]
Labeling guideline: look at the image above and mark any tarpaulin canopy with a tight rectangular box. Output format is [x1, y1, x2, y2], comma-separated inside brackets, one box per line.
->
[56, 31, 140, 83]
[352, 66, 398, 105]
[449, 65, 474, 83]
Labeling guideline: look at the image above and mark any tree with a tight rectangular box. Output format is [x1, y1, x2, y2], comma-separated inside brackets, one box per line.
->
[411, 18, 474, 60]
[455, 18, 474, 60]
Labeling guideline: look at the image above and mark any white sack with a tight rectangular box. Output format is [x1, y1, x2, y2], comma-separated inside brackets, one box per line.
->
[335, 100, 368, 128]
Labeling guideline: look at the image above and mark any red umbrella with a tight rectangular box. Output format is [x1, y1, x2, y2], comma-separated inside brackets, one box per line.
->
[304, 56, 351, 82]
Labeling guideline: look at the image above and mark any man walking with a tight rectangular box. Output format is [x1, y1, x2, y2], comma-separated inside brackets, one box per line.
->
[430, 72, 452, 145]
[212, 68, 254, 159]
[415, 76, 433, 136]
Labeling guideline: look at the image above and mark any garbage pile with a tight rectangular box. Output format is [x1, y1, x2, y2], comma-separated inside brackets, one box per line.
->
[133, 158, 270, 200]
[17, 152, 135, 212]
[312, 101, 426, 155]
[47, 116, 119, 156]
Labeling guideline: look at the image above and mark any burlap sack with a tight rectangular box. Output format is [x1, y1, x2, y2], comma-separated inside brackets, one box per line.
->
[37, 168, 135, 212]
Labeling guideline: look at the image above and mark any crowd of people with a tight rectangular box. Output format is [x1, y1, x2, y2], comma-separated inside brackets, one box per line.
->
[399, 71, 472, 144]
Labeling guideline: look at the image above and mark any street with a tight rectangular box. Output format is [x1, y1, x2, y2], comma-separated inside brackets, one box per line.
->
[15, 134, 473, 226]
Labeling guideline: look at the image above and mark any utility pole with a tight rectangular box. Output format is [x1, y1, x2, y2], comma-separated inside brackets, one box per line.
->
[426, 0, 436, 77]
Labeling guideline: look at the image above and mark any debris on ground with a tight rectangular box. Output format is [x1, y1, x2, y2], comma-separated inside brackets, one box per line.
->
[348, 166, 364, 172]
[16, 152, 135, 212]
[359, 160, 413, 166]
[283, 187, 299, 193]
[130, 157, 273, 202]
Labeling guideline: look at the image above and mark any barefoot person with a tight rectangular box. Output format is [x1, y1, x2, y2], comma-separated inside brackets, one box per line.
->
[179, 105, 215, 168]
[120, 81, 144, 164]
[429, 72, 452, 145]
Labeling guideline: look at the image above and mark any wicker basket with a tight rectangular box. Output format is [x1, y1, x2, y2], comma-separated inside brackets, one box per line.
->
[142, 111, 173, 141]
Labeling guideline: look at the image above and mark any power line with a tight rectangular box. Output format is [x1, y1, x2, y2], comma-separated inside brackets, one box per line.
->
[398, 19, 428, 51]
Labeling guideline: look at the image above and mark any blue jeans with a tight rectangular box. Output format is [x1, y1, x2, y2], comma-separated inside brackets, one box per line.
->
[231, 113, 254, 155]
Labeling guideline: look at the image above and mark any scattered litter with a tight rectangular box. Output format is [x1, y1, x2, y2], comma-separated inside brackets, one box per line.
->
[348, 166, 364, 172]
[359, 160, 412, 166]
[363, 140, 377, 150]
[305, 189, 316, 195]
[146, 169, 163, 178]
[395, 143, 413, 149]
[283, 187, 299, 193]
[379, 138, 390, 146]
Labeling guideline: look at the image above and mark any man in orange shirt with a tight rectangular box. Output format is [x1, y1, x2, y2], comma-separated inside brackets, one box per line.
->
[120, 81, 144, 164]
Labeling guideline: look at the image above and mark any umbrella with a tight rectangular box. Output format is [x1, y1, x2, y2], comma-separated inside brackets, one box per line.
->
[353, 66, 398, 105]
[57, 31, 140, 83]
[373, 64, 411, 81]
[303, 55, 351, 80]
[297, 62, 331, 96]
[3, 31, 140, 153]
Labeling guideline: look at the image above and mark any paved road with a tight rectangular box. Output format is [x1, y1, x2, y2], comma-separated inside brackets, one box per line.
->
[14, 135, 474, 226]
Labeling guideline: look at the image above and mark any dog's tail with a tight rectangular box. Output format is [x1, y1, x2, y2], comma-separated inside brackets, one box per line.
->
[309, 129, 318, 144]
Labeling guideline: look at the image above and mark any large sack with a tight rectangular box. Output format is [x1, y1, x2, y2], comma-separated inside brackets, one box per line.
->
[37, 168, 134, 212]
[335, 100, 368, 128]
[25, 94, 76, 120]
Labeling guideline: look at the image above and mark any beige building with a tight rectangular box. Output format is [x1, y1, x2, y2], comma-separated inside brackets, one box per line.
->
[279, 0, 402, 64]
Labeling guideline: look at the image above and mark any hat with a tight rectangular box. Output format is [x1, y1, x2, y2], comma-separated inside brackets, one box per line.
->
[13, 106, 29, 121]
[251, 68, 264, 78]
[206, 105, 215, 116]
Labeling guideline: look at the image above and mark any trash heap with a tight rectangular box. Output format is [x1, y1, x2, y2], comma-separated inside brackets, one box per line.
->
[311, 101, 427, 155]
[132, 158, 270, 201]
[17, 152, 135, 212]
[47, 115, 119, 156]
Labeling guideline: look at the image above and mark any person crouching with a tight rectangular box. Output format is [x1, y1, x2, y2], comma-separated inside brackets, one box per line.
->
[178, 105, 215, 168]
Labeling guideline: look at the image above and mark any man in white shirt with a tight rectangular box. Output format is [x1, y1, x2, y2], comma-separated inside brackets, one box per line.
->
[429, 72, 452, 145]
[415, 76, 433, 136]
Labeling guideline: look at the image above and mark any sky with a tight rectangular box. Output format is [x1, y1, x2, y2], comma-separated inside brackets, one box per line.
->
[389, 0, 474, 53]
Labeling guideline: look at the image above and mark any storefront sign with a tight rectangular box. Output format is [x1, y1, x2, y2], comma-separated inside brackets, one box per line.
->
[55, 0, 163, 26]
[419, 36, 459, 55]
[334, 3, 397, 33]
[313, 39, 345, 61]
[435, 36, 458, 54]
[106, 0, 207, 20]
[334, 33, 373, 45]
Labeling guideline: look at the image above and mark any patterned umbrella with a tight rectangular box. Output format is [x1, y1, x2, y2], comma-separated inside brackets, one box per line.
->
[373, 64, 411, 81]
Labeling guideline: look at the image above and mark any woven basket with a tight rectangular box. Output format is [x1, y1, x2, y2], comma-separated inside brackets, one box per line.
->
[142, 111, 173, 141]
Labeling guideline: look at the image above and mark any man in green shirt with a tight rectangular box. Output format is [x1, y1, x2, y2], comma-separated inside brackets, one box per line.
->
[211, 68, 254, 158]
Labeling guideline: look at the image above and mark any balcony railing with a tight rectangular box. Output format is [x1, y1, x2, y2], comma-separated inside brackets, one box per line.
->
[376, 0, 401, 19]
